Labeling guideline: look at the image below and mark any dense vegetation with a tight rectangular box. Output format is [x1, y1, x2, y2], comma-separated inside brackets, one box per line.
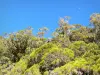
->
[0, 13, 100, 75]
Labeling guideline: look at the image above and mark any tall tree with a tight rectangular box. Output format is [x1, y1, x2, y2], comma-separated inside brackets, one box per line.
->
[37, 27, 48, 38]
[90, 13, 100, 43]
[4, 27, 34, 62]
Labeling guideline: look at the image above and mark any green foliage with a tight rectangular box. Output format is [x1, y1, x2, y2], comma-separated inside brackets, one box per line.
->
[52, 58, 88, 75]
[28, 43, 59, 69]
[5, 28, 33, 62]
[86, 43, 99, 51]
[0, 61, 14, 75]
[4, 28, 44, 62]
[28, 43, 74, 74]
[0, 37, 7, 59]
[43, 71, 49, 75]
[68, 41, 87, 57]
[39, 48, 74, 71]
[30, 43, 58, 61]
[69, 25, 95, 43]
[90, 13, 100, 43]
[8, 56, 29, 75]
[24, 64, 41, 75]
[82, 43, 100, 74]
[92, 58, 100, 73]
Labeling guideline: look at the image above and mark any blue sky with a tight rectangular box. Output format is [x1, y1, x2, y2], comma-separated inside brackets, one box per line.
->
[0, 0, 100, 37]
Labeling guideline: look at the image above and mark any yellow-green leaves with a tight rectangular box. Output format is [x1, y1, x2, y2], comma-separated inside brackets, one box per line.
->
[24, 64, 41, 75]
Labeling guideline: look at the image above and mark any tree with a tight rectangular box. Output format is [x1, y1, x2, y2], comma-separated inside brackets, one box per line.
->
[37, 27, 48, 38]
[90, 13, 100, 43]
[0, 36, 9, 64]
[68, 41, 87, 57]
[0, 37, 5, 58]
[52, 16, 75, 47]
[69, 24, 95, 43]
[4, 27, 35, 62]
[58, 16, 74, 38]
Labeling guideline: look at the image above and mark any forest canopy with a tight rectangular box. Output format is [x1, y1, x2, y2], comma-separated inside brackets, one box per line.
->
[0, 13, 100, 75]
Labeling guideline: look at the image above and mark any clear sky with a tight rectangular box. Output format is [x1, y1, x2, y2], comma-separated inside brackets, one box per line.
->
[0, 0, 100, 37]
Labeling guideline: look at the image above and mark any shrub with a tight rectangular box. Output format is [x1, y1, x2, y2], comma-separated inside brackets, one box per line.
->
[24, 64, 41, 75]
[68, 41, 87, 57]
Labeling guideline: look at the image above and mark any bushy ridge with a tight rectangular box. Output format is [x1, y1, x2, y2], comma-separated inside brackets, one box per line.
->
[0, 13, 100, 75]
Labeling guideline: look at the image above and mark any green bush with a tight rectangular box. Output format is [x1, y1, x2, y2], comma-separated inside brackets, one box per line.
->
[68, 41, 87, 57]
[8, 56, 29, 75]
[53, 58, 88, 75]
[24, 64, 41, 75]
